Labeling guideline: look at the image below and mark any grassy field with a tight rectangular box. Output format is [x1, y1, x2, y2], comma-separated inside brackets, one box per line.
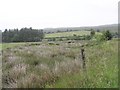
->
[45, 31, 101, 38]
[45, 31, 90, 38]
[49, 40, 118, 88]
[2, 39, 118, 88]
[0, 44, 2, 50]
[0, 43, 25, 50]
[0, 42, 42, 50]
[0, 31, 101, 50]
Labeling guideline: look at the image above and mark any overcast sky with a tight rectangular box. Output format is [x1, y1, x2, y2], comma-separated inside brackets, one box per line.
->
[0, 0, 119, 30]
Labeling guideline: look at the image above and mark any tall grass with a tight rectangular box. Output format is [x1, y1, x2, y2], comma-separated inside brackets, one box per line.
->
[2, 40, 118, 88]
[48, 40, 118, 88]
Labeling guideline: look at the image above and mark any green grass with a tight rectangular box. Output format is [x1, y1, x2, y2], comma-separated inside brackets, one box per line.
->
[0, 44, 2, 50]
[1, 43, 25, 50]
[1, 42, 42, 50]
[46, 40, 118, 88]
[45, 31, 101, 38]
[2, 39, 118, 88]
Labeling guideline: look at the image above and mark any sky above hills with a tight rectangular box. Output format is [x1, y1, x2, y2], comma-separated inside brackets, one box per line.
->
[0, 0, 119, 30]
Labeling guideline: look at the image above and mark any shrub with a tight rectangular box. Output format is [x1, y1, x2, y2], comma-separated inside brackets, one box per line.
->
[90, 30, 95, 37]
[58, 38, 63, 41]
[48, 38, 56, 41]
[94, 30, 112, 41]
[84, 35, 91, 40]
[102, 30, 112, 40]
[93, 34, 105, 41]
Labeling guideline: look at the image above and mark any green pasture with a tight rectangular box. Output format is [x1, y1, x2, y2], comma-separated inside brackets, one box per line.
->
[0, 43, 25, 50]
[45, 31, 101, 38]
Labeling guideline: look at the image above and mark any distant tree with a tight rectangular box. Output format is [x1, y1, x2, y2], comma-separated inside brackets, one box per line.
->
[115, 32, 118, 38]
[103, 30, 112, 40]
[97, 29, 100, 32]
[4, 29, 8, 32]
[30, 27, 32, 30]
[2, 29, 10, 42]
[2, 27, 44, 42]
[12, 34, 19, 42]
[90, 29, 95, 37]
[57, 30, 60, 33]
[111, 32, 118, 38]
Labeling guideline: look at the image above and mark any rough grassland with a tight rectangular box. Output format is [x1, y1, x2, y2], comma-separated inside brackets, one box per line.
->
[1, 43, 25, 50]
[1, 42, 42, 50]
[49, 40, 118, 88]
[45, 31, 101, 38]
[2, 39, 118, 88]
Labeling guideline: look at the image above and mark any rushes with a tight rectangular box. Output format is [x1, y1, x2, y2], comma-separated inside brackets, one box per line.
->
[2, 42, 82, 88]
[2, 40, 118, 88]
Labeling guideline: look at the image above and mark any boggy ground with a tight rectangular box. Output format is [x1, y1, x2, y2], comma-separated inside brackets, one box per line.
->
[2, 40, 118, 88]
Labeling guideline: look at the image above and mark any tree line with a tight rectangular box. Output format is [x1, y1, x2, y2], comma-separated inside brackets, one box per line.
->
[2, 27, 44, 42]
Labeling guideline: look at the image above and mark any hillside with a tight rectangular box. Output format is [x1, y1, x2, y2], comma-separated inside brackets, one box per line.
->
[43, 24, 118, 33]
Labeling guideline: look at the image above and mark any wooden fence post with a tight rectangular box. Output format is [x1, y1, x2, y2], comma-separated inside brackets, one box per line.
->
[81, 48, 86, 69]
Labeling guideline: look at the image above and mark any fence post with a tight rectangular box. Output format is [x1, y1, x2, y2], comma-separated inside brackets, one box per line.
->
[81, 48, 86, 69]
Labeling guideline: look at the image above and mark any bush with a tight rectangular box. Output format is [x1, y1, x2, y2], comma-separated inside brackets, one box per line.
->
[94, 34, 105, 41]
[48, 38, 56, 41]
[84, 35, 91, 40]
[90, 30, 95, 37]
[58, 38, 63, 41]
[102, 30, 112, 40]
[93, 30, 113, 41]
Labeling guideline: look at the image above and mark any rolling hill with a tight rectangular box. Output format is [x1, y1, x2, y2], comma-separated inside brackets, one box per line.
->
[43, 24, 118, 33]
